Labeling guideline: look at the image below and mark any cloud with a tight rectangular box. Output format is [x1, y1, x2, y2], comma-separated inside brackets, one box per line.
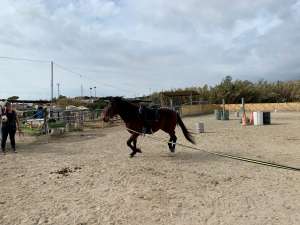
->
[0, 0, 299, 99]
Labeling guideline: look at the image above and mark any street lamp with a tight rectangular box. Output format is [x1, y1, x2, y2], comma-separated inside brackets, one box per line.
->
[90, 87, 93, 102]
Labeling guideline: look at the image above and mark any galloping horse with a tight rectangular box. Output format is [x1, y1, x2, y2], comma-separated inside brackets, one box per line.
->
[102, 97, 195, 157]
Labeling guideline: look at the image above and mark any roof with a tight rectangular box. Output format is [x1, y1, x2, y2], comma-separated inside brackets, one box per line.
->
[161, 90, 200, 97]
[0, 99, 51, 104]
[77, 106, 89, 110]
[66, 105, 77, 110]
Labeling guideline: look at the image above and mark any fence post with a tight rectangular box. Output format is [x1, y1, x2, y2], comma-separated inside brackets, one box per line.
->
[43, 108, 48, 134]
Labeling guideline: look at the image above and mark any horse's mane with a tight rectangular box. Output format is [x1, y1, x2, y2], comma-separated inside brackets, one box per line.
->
[112, 97, 138, 122]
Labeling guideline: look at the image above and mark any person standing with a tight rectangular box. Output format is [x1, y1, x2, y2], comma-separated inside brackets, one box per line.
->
[0, 102, 2, 142]
[1, 102, 21, 153]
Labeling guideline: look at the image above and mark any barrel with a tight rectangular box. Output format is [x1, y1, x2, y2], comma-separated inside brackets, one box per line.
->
[214, 110, 221, 120]
[263, 112, 271, 125]
[221, 110, 229, 120]
[253, 112, 263, 126]
[195, 122, 204, 133]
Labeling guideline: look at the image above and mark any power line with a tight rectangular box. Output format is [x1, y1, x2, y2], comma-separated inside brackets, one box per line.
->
[53, 62, 134, 94]
[54, 62, 84, 78]
[0, 56, 50, 64]
[0, 56, 143, 96]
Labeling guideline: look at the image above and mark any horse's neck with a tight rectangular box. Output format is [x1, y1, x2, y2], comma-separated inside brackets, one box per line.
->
[118, 102, 138, 122]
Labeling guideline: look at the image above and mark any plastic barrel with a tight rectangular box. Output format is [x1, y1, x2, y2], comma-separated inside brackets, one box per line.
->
[195, 122, 204, 133]
[253, 112, 263, 126]
[214, 110, 221, 120]
[263, 112, 271, 125]
[221, 110, 229, 120]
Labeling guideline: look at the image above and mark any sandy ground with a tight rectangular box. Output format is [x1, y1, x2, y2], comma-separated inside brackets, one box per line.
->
[0, 112, 299, 225]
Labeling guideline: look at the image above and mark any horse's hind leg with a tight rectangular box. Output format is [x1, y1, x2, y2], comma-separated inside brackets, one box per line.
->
[133, 139, 142, 153]
[168, 131, 177, 153]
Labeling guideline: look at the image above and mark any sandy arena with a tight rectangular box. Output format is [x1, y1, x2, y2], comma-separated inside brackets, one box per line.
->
[0, 112, 299, 225]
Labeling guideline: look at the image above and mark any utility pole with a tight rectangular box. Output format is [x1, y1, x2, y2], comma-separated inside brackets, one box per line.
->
[51, 61, 54, 101]
[50, 61, 54, 119]
[57, 83, 60, 98]
[80, 75, 83, 98]
[149, 88, 152, 102]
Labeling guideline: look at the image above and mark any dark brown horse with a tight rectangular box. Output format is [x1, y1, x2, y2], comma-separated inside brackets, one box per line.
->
[102, 97, 195, 157]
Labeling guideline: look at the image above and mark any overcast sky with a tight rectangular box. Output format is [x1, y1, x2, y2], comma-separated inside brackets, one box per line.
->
[0, 0, 300, 99]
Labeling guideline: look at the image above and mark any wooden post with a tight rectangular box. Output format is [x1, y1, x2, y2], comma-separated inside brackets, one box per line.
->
[241, 97, 245, 113]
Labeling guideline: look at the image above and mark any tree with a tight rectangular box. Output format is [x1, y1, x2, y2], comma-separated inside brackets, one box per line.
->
[7, 96, 19, 100]
[150, 76, 300, 104]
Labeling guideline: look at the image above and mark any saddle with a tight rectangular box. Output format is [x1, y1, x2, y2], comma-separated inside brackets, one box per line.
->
[139, 106, 160, 122]
[138, 106, 160, 134]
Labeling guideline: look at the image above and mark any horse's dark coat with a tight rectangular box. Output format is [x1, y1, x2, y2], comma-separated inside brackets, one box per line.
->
[102, 97, 195, 157]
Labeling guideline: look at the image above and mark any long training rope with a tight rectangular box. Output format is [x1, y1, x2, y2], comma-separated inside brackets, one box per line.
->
[126, 128, 300, 172]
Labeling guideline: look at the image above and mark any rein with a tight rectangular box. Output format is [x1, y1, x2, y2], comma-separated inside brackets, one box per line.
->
[125, 127, 300, 172]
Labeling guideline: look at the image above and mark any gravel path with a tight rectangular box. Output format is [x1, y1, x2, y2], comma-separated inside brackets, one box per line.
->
[0, 112, 299, 225]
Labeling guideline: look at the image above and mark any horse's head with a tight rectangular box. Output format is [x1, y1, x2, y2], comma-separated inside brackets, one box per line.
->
[101, 97, 123, 122]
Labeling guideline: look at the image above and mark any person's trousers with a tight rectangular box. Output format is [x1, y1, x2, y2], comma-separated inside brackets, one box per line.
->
[1, 126, 16, 150]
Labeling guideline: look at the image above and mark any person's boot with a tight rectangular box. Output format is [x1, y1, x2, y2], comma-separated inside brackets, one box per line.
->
[1, 148, 6, 154]
[12, 147, 17, 153]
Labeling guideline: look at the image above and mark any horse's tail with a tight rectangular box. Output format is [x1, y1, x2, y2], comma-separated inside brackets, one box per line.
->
[176, 112, 195, 144]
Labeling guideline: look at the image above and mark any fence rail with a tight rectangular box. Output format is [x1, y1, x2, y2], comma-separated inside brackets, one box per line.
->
[20, 109, 122, 135]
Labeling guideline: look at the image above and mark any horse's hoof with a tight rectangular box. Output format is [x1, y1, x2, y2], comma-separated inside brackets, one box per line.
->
[136, 148, 142, 153]
[169, 148, 175, 153]
[130, 153, 136, 158]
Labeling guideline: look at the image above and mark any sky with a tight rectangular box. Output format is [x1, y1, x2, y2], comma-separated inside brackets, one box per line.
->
[0, 0, 300, 99]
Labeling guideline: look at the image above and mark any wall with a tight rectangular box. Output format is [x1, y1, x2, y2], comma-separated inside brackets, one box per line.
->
[224, 102, 300, 112]
[180, 102, 300, 117]
[180, 104, 220, 117]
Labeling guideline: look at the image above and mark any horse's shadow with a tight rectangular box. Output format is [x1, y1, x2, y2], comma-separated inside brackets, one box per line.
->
[157, 150, 220, 163]
[268, 123, 288, 126]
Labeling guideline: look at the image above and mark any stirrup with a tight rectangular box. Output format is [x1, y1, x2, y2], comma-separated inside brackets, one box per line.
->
[142, 127, 152, 135]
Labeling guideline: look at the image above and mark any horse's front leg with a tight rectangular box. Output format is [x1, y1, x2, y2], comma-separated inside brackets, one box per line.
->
[133, 138, 142, 153]
[127, 134, 140, 157]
